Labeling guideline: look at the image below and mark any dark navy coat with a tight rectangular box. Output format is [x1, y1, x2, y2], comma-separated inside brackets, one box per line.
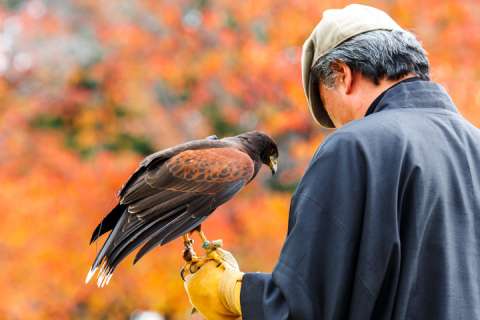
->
[241, 79, 480, 319]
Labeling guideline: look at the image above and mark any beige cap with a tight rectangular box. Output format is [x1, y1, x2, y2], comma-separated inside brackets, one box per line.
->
[301, 4, 403, 128]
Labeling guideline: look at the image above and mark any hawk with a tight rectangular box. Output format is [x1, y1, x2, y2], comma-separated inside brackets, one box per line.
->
[86, 131, 278, 287]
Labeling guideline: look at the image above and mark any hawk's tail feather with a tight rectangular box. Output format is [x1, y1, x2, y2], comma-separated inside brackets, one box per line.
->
[85, 261, 114, 288]
[90, 204, 126, 244]
[96, 262, 113, 288]
[86, 211, 128, 286]
[85, 266, 97, 284]
[105, 209, 192, 272]
[86, 205, 197, 287]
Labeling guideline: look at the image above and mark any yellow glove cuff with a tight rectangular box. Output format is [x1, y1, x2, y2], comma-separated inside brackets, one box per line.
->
[219, 268, 244, 315]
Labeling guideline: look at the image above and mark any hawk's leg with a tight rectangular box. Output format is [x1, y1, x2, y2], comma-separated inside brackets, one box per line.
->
[181, 233, 205, 280]
[191, 225, 224, 267]
[193, 225, 223, 251]
[182, 233, 198, 262]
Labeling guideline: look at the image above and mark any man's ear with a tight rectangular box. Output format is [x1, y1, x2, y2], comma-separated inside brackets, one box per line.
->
[332, 61, 353, 95]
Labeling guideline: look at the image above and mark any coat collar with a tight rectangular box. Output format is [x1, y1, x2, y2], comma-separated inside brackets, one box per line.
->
[365, 77, 458, 117]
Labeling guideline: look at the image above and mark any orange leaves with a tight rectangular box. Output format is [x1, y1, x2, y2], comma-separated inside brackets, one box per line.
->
[2, 0, 480, 318]
[0, 135, 140, 318]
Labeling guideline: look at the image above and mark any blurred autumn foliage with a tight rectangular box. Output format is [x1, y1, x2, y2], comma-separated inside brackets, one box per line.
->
[1, 0, 480, 318]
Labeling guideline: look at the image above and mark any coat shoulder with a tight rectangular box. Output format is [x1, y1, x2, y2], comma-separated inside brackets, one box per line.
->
[312, 111, 413, 165]
[340, 111, 411, 141]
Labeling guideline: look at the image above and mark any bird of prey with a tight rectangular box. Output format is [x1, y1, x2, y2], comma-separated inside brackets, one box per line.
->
[86, 131, 278, 287]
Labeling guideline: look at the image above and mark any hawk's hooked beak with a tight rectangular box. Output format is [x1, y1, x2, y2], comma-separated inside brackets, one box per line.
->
[269, 156, 278, 175]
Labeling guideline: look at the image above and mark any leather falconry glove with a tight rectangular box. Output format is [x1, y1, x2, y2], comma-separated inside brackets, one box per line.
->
[181, 247, 244, 320]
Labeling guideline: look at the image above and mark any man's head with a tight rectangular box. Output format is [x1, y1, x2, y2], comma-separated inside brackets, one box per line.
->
[302, 4, 430, 128]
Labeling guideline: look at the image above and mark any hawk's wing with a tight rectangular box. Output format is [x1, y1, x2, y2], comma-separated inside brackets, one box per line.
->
[88, 147, 254, 280]
[89, 138, 229, 243]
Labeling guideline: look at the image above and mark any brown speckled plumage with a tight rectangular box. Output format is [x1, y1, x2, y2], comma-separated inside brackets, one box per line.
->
[166, 148, 254, 183]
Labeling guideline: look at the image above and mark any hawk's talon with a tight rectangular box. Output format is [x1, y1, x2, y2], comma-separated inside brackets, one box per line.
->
[189, 263, 200, 274]
[184, 238, 194, 248]
[183, 234, 197, 262]
[204, 249, 226, 268]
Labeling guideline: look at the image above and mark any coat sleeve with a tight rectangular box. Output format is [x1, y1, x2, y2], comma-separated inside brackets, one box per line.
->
[240, 132, 376, 319]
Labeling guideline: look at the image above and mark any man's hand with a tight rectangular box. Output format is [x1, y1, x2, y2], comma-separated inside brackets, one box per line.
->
[181, 248, 244, 320]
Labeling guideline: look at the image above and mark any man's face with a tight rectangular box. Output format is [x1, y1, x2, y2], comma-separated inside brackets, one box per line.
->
[318, 82, 354, 128]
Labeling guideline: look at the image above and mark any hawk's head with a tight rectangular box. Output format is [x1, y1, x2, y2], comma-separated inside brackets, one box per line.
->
[234, 131, 278, 175]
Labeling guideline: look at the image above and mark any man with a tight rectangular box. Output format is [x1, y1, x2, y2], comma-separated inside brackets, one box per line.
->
[181, 4, 480, 319]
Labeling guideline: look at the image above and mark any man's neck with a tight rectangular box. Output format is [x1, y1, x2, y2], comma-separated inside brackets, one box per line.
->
[352, 73, 418, 121]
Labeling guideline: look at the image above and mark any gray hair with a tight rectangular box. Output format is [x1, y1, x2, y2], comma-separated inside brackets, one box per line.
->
[311, 30, 430, 88]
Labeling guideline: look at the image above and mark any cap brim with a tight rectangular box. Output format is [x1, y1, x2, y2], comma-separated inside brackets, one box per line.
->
[308, 73, 335, 128]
